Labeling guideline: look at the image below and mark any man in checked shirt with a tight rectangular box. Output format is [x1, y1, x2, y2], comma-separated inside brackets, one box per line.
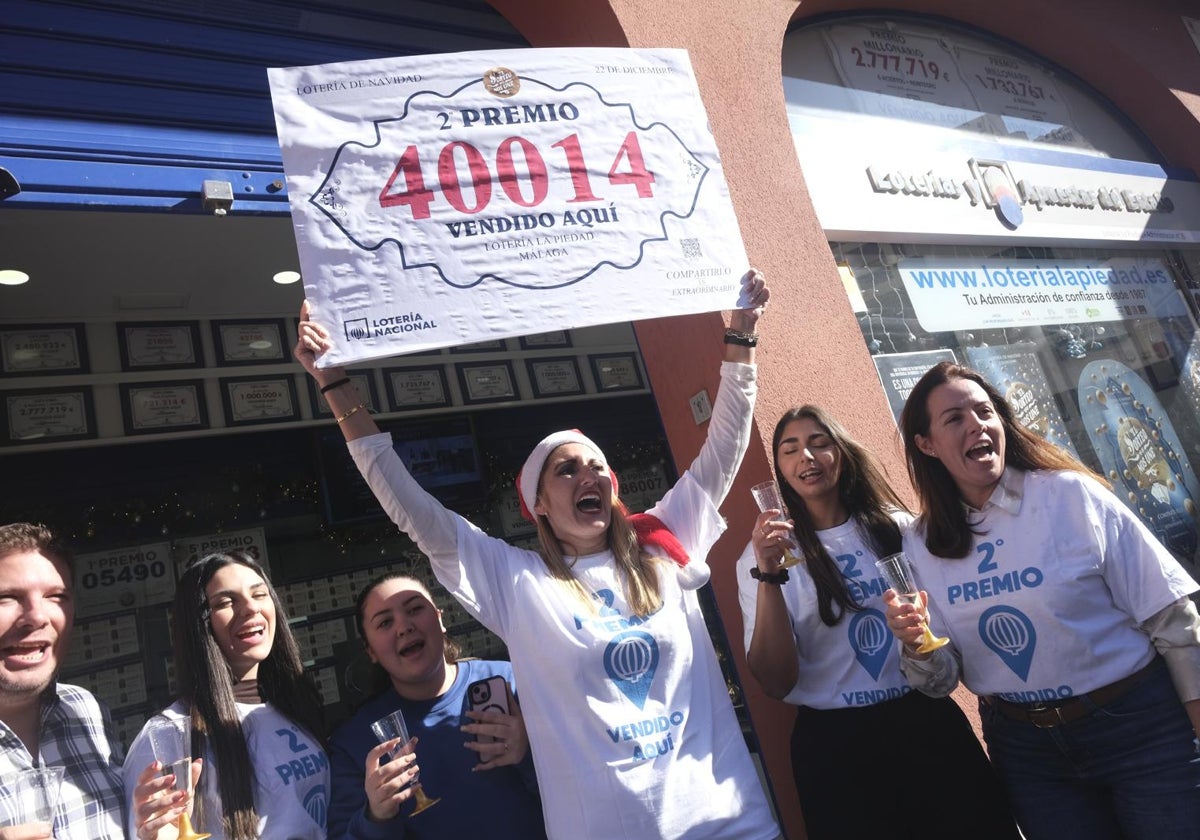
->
[0, 523, 124, 839]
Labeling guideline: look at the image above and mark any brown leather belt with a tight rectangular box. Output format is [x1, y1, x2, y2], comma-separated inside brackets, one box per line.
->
[990, 658, 1160, 729]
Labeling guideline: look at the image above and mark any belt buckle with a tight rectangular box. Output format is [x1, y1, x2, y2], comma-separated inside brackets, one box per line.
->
[1026, 703, 1064, 728]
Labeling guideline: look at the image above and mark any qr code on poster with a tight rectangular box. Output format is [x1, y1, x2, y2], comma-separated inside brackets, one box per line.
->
[680, 238, 702, 260]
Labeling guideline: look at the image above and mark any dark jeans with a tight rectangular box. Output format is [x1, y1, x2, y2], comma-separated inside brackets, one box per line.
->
[981, 661, 1200, 840]
[791, 690, 1019, 839]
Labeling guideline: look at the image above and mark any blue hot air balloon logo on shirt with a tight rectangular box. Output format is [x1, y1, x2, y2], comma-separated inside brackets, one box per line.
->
[604, 629, 660, 709]
[304, 784, 327, 828]
[848, 608, 892, 680]
[979, 605, 1036, 680]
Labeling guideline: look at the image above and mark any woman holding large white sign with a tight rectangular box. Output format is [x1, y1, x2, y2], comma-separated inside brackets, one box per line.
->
[295, 268, 779, 840]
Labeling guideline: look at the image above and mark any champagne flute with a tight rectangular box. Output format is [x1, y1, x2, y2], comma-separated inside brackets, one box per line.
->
[876, 552, 950, 654]
[371, 710, 441, 816]
[750, 480, 804, 568]
[0, 765, 65, 834]
[145, 716, 210, 840]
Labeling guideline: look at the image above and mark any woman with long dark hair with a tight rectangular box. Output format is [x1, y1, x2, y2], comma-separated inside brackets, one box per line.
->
[738, 405, 1017, 838]
[125, 551, 328, 840]
[294, 269, 780, 840]
[326, 573, 545, 839]
[888, 361, 1200, 839]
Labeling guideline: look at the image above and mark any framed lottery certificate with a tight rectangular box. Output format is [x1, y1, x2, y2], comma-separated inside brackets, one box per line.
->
[117, 321, 203, 371]
[526, 357, 584, 398]
[455, 361, 518, 405]
[219, 375, 300, 426]
[0, 324, 89, 376]
[519, 331, 572, 350]
[384, 366, 451, 411]
[120, 380, 208, 435]
[589, 353, 645, 392]
[1, 387, 97, 445]
[211, 319, 289, 366]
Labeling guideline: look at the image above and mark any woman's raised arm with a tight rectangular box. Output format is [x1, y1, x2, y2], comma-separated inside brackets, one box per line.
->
[294, 299, 379, 442]
[681, 268, 769, 502]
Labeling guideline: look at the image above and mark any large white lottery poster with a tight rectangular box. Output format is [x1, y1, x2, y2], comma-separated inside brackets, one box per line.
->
[269, 48, 749, 367]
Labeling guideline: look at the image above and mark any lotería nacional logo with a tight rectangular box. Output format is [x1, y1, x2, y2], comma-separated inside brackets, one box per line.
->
[344, 318, 370, 341]
[344, 313, 439, 341]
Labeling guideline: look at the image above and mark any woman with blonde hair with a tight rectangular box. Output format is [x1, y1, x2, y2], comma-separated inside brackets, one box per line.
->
[295, 269, 779, 840]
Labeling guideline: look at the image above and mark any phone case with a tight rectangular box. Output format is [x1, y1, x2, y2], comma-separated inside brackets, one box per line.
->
[467, 675, 510, 743]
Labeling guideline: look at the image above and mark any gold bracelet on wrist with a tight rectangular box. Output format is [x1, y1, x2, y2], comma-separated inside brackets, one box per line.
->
[336, 402, 367, 424]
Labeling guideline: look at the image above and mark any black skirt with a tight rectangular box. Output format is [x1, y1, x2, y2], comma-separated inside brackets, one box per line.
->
[789, 689, 1020, 840]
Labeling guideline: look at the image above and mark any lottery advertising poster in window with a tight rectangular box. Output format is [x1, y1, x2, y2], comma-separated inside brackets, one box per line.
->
[964, 343, 1079, 459]
[1177, 334, 1200, 443]
[268, 48, 750, 367]
[1077, 359, 1200, 568]
[871, 350, 957, 424]
[173, 529, 270, 579]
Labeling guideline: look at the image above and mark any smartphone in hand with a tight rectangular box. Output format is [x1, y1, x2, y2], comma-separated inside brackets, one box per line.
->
[466, 675, 510, 743]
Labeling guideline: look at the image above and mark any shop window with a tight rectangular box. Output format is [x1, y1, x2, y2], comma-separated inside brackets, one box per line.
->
[782, 14, 1200, 574]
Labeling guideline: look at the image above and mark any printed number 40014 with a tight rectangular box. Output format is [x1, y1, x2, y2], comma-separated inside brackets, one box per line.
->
[379, 131, 655, 220]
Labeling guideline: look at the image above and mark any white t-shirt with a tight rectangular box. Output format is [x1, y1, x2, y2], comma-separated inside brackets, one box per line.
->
[906, 468, 1198, 700]
[349, 361, 777, 840]
[737, 513, 914, 709]
[124, 701, 328, 840]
